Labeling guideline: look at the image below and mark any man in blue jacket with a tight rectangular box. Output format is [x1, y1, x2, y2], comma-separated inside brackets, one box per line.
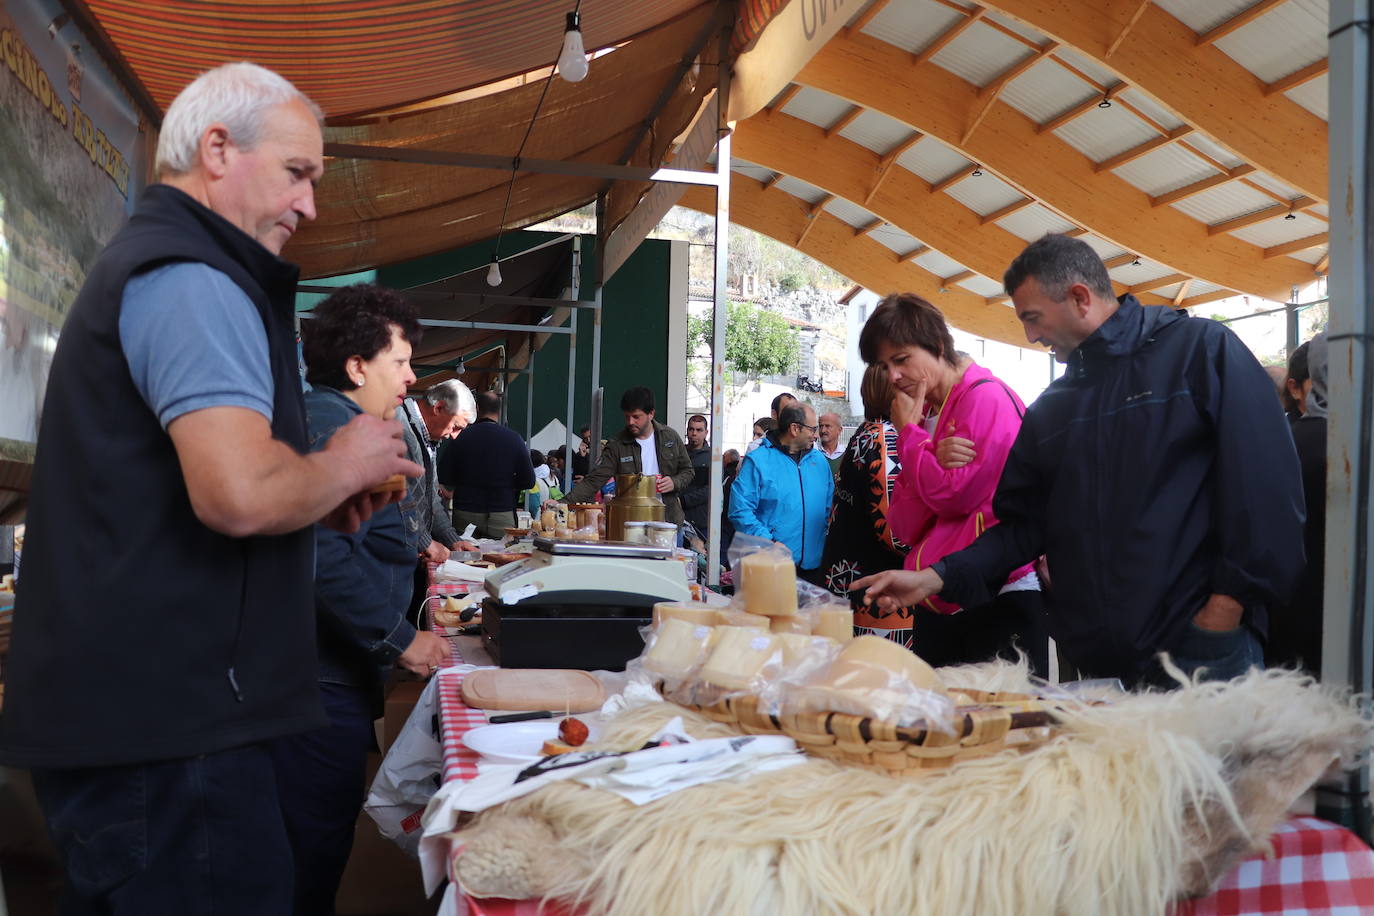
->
[856, 234, 1305, 687]
[731, 402, 834, 582]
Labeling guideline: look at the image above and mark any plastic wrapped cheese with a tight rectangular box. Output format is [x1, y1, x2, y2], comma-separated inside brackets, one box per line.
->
[814, 605, 855, 643]
[717, 610, 771, 628]
[823, 636, 945, 694]
[652, 601, 721, 628]
[770, 615, 812, 635]
[643, 618, 717, 683]
[740, 550, 798, 616]
[698, 627, 776, 691]
[786, 636, 954, 728]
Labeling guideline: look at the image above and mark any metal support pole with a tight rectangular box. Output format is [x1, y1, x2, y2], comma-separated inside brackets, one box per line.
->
[499, 350, 509, 426]
[1286, 285, 1300, 356]
[526, 349, 535, 442]
[705, 23, 733, 587]
[563, 239, 582, 494]
[1322, 0, 1373, 840]
[592, 194, 606, 408]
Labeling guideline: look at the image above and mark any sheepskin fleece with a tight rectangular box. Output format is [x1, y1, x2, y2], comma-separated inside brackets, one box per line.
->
[453, 665, 1369, 916]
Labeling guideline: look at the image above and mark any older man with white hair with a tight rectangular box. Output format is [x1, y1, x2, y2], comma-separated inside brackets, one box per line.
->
[0, 62, 422, 913]
[400, 377, 476, 564]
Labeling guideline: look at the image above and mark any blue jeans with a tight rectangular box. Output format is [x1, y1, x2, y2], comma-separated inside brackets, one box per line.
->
[1142, 622, 1265, 689]
[269, 682, 375, 916]
[31, 744, 292, 916]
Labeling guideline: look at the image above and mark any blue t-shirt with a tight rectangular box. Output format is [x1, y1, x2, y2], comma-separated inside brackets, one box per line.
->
[119, 262, 274, 428]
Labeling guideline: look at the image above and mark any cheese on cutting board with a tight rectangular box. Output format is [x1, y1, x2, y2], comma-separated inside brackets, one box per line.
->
[699, 627, 776, 691]
[739, 551, 798, 616]
[644, 618, 717, 682]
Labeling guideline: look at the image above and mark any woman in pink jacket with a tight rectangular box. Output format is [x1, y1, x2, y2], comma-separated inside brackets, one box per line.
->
[857, 293, 1048, 674]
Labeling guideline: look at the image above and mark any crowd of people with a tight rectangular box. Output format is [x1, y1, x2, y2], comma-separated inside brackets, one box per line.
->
[0, 59, 1331, 916]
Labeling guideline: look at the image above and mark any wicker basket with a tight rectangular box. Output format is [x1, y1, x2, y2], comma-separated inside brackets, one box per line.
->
[669, 686, 1061, 780]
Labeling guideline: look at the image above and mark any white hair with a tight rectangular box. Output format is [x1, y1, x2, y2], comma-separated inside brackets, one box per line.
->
[155, 62, 323, 176]
[426, 379, 476, 420]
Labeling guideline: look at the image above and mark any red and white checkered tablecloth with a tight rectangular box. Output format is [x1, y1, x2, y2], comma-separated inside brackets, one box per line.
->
[435, 667, 487, 784]
[1174, 816, 1374, 916]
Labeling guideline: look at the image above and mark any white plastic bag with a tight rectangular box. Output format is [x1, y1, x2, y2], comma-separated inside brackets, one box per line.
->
[365, 672, 446, 857]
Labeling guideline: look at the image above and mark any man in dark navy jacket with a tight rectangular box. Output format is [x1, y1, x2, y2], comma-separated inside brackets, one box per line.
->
[0, 64, 421, 914]
[856, 234, 1304, 687]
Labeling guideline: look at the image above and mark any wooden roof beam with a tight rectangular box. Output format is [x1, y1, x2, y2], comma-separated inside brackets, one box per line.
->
[942, 269, 977, 288]
[931, 163, 982, 195]
[1262, 233, 1327, 259]
[796, 30, 1316, 300]
[1196, 0, 1290, 46]
[976, 0, 1326, 203]
[915, 6, 987, 65]
[903, 245, 931, 262]
[732, 111, 1175, 308]
[1037, 83, 1126, 134]
[980, 198, 1036, 225]
[846, 0, 892, 36]
[796, 194, 836, 248]
[1102, 252, 1139, 269]
[1316, 252, 1330, 274]
[764, 172, 785, 190]
[1094, 125, 1193, 173]
[1207, 197, 1317, 236]
[1181, 289, 1242, 309]
[864, 132, 924, 206]
[855, 217, 886, 237]
[1128, 272, 1191, 293]
[826, 106, 865, 138]
[1172, 279, 1194, 305]
[677, 179, 1035, 347]
[1264, 59, 1328, 96]
[1106, 0, 1153, 57]
[768, 84, 800, 114]
[1150, 165, 1256, 207]
[965, 42, 1059, 143]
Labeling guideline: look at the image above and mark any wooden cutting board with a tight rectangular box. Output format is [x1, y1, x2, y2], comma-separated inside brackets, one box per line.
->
[461, 668, 606, 712]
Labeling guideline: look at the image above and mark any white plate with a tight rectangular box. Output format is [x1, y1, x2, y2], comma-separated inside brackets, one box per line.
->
[462, 721, 561, 764]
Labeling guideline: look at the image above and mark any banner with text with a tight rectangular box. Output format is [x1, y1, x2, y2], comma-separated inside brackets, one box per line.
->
[0, 0, 149, 456]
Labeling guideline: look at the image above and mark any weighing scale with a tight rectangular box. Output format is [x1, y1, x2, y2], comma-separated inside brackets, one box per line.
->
[480, 537, 691, 670]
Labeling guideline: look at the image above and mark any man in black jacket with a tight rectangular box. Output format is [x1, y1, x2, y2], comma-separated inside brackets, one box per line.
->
[856, 234, 1304, 687]
[0, 64, 421, 913]
[437, 389, 535, 537]
[681, 413, 711, 539]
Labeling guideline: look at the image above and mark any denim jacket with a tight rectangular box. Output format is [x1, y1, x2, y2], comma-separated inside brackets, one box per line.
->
[305, 387, 418, 696]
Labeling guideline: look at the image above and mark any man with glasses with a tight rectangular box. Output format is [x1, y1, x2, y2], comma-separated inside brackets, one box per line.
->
[730, 402, 834, 584]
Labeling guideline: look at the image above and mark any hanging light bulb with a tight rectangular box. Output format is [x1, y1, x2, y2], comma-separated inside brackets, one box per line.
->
[558, 12, 589, 83]
[486, 254, 503, 287]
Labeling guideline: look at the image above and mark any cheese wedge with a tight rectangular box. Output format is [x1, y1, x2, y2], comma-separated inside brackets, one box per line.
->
[699, 627, 776, 691]
[814, 605, 855, 643]
[643, 618, 716, 682]
[652, 601, 721, 629]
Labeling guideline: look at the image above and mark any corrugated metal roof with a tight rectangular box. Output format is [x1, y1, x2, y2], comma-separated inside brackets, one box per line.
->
[1000, 57, 1098, 125]
[1286, 247, 1326, 265]
[860, 0, 965, 55]
[1078, 234, 1129, 261]
[1052, 46, 1118, 89]
[1111, 143, 1219, 197]
[932, 22, 1040, 89]
[1227, 211, 1326, 248]
[869, 224, 924, 255]
[1169, 182, 1280, 225]
[781, 86, 853, 130]
[823, 197, 879, 229]
[1284, 75, 1328, 120]
[1308, 202, 1330, 218]
[943, 172, 1025, 216]
[898, 139, 973, 183]
[1152, 0, 1254, 34]
[1052, 103, 1160, 164]
[1111, 256, 1176, 285]
[1187, 279, 1225, 297]
[730, 159, 775, 183]
[1181, 134, 1247, 169]
[1152, 282, 1184, 300]
[959, 274, 1007, 297]
[1213, 0, 1327, 83]
[774, 175, 830, 205]
[915, 249, 971, 279]
[1244, 171, 1303, 202]
[995, 203, 1077, 242]
[1116, 88, 1186, 131]
[840, 110, 919, 156]
[982, 9, 1049, 45]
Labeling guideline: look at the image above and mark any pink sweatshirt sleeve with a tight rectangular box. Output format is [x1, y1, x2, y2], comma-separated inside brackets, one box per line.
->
[897, 384, 1023, 519]
[888, 422, 936, 545]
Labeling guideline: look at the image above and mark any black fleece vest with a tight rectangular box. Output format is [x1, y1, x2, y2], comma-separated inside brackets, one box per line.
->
[0, 185, 326, 768]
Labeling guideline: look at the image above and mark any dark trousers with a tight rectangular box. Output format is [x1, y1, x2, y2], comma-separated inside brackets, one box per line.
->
[31, 744, 293, 916]
[910, 589, 1050, 677]
[1136, 622, 1265, 690]
[269, 682, 376, 916]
